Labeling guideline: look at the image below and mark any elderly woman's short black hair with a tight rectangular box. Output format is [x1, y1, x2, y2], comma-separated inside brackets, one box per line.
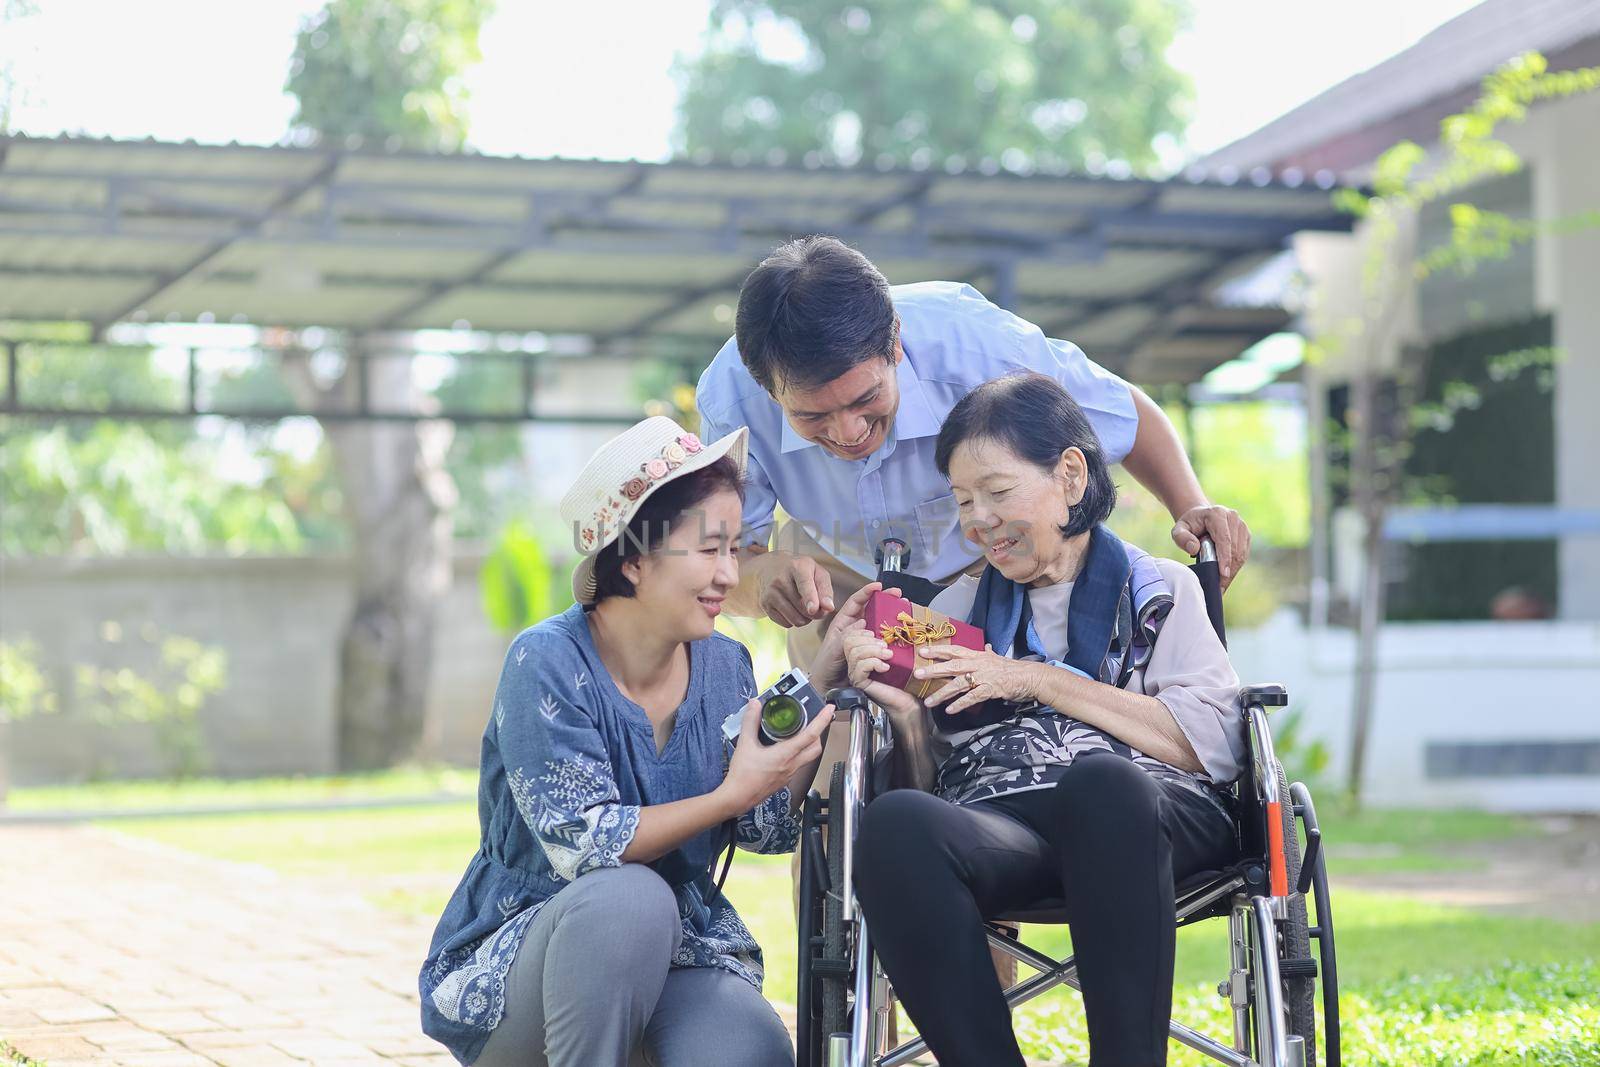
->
[591, 457, 746, 603]
[735, 236, 897, 394]
[935, 372, 1117, 537]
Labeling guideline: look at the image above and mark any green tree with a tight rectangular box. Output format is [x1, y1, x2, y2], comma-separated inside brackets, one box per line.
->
[0, 339, 314, 556]
[676, 0, 1192, 170]
[433, 354, 528, 540]
[282, 0, 493, 769]
[286, 0, 490, 150]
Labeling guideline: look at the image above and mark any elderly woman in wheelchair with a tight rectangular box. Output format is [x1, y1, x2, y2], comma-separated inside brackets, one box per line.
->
[821, 371, 1246, 1067]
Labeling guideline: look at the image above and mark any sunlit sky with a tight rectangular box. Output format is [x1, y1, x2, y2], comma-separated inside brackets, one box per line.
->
[6, 0, 1484, 162]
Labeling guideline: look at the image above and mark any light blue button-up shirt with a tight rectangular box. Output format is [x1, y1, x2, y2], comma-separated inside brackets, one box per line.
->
[696, 281, 1140, 581]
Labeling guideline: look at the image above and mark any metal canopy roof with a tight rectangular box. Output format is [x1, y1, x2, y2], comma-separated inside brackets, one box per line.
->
[0, 134, 1352, 386]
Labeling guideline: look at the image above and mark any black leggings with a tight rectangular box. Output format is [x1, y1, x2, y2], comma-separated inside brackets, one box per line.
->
[852, 754, 1236, 1067]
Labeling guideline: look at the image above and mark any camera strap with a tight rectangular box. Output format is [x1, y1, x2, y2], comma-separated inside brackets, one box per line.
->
[706, 817, 737, 904]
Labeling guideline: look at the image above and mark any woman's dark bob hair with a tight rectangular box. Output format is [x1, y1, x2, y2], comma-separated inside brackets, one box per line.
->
[590, 457, 746, 603]
[934, 372, 1117, 538]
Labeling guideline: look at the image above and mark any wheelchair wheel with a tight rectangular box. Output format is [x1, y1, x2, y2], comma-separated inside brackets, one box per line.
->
[820, 760, 850, 1040]
[1272, 759, 1319, 1067]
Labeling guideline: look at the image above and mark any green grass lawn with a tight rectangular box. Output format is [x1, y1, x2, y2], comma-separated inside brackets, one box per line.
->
[4, 765, 476, 813]
[75, 778, 1600, 1066]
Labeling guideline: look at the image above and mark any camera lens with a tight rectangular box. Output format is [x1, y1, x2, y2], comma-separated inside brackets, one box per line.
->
[761, 695, 805, 739]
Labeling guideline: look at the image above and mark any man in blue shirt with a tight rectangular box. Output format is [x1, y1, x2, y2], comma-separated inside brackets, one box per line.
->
[697, 235, 1250, 672]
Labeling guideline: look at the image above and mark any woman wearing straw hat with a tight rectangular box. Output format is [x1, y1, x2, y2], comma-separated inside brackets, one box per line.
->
[421, 416, 870, 1067]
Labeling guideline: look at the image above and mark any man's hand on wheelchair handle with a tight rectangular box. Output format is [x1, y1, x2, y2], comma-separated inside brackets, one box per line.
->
[1171, 503, 1250, 589]
[720, 697, 834, 813]
[917, 644, 1040, 716]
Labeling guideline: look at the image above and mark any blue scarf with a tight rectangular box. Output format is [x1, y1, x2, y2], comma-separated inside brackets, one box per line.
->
[968, 524, 1173, 686]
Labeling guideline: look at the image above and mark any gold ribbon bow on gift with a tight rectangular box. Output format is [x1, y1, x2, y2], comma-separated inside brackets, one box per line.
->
[879, 609, 958, 698]
[878, 610, 956, 648]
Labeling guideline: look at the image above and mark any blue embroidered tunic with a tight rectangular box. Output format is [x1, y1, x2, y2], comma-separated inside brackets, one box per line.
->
[419, 605, 801, 1064]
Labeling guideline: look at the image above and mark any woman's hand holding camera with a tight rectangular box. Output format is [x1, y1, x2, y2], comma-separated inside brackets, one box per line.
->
[916, 645, 1041, 716]
[720, 696, 834, 813]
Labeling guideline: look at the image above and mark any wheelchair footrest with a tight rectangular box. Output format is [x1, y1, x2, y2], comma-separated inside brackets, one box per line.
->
[1278, 956, 1318, 980]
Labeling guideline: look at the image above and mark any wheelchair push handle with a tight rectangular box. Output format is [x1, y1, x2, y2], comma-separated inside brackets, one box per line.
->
[872, 535, 943, 607]
[875, 536, 911, 573]
[1188, 536, 1228, 648]
[825, 687, 870, 714]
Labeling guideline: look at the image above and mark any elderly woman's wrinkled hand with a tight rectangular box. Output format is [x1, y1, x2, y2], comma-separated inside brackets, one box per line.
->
[916, 645, 1041, 716]
[840, 627, 923, 721]
[841, 625, 890, 687]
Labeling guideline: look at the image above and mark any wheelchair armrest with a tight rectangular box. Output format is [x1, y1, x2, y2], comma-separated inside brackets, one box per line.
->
[1241, 682, 1289, 709]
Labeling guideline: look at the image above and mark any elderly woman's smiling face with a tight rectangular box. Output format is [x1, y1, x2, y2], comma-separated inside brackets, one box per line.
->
[948, 436, 1090, 586]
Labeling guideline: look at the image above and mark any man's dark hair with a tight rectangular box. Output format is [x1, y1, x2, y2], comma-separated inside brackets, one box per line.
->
[591, 457, 746, 603]
[934, 372, 1117, 537]
[735, 236, 897, 394]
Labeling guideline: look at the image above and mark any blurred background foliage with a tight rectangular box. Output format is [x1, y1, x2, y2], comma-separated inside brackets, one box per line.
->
[676, 0, 1193, 172]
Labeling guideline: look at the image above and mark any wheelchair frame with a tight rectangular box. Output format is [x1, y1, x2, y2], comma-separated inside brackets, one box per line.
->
[794, 550, 1341, 1067]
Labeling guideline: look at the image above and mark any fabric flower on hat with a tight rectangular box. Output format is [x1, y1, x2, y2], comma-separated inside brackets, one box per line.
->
[663, 441, 687, 466]
[679, 434, 703, 454]
[644, 458, 670, 480]
[622, 477, 649, 501]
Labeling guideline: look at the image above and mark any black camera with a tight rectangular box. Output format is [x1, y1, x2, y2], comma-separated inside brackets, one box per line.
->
[722, 668, 828, 746]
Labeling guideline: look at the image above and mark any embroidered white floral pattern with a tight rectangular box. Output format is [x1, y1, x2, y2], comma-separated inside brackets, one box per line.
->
[735, 786, 800, 853]
[428, 905, 538, 1029]
[507, 758, 640, 882]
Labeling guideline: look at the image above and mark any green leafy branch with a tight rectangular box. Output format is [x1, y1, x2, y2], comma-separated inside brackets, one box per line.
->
[71, 625, 228, 778]
[0, 638, 57, 724]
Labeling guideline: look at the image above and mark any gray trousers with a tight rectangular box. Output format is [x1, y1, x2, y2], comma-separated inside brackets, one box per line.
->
[473, 864, 793, 1067]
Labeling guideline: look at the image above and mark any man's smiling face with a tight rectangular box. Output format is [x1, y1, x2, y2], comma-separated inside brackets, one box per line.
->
[770, 342, 903, 461]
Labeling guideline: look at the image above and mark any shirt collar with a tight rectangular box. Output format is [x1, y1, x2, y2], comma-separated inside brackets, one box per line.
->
[777, 352, 941, 454]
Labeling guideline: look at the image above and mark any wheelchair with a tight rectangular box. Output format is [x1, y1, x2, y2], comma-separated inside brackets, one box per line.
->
[794, 541, 1341, 1067]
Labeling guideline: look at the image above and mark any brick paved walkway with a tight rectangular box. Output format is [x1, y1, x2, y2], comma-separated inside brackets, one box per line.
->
[0, 824, 448, 1066]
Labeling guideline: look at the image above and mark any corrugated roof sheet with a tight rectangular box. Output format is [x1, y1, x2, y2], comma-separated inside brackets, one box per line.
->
[0, 134, 1355, 384]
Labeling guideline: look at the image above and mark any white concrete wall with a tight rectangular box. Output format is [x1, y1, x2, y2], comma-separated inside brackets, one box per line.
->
[0, 552, 507, 784]
[1230, 611, 1600, 812]
[1515, 89, 1600, 621]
